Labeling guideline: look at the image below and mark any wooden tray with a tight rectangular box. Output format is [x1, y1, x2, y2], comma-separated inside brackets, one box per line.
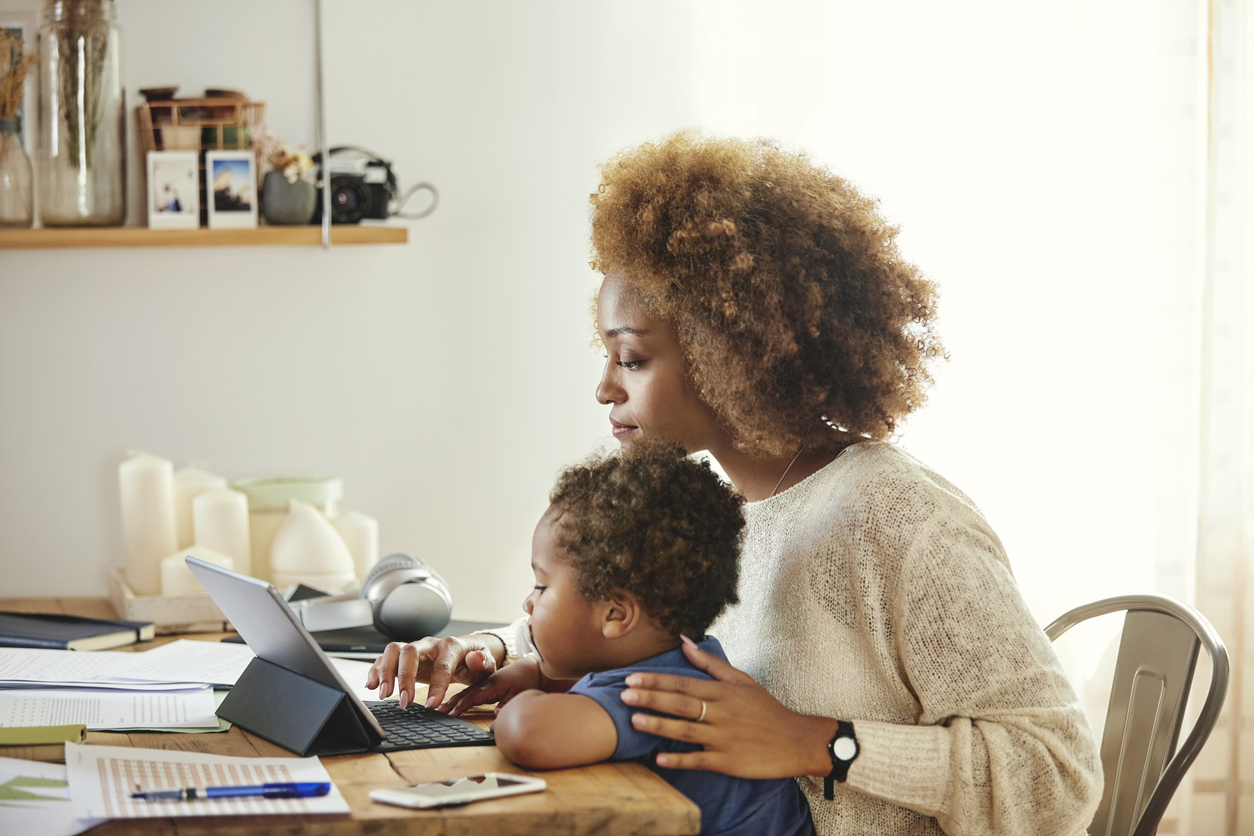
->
[108, 568, 231, 635]
[136, 96, 266, 154]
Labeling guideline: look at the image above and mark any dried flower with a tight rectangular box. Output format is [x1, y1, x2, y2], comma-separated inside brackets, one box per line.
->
[0, 30, 38, 119]
[253, 125, 315, 184]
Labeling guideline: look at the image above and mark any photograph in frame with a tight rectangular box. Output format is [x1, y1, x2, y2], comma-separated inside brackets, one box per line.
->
[205, 150, 258, 229]
[147, 151, 199, 230]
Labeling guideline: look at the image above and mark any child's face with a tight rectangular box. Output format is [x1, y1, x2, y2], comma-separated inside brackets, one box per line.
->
[522, 507, 607, 681]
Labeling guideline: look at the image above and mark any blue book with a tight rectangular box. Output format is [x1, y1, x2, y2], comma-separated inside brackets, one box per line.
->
[0, 612, 154, 651]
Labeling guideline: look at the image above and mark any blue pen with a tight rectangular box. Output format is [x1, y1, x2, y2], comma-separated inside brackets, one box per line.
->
[131, 782, 331, 801]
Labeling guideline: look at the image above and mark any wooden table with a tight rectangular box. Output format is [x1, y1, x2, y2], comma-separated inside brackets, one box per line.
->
[2, 597, 700, 836]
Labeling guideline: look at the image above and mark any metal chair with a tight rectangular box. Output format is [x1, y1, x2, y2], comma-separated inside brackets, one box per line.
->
[1045, 594, 1229, 836]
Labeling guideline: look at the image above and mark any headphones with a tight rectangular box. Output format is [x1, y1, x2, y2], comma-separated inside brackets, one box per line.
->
[287, 554, 453, 642]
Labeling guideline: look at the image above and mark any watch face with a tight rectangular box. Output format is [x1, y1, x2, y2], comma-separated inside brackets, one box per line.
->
[832, 736, 858, 761]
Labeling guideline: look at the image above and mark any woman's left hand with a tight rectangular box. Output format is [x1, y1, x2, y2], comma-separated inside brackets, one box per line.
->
[621, 636, 839, 779]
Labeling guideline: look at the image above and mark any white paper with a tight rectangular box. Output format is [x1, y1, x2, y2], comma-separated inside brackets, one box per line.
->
[114, 639, 255, 686]
[0, 687, 218, 729]
[0, 755, 106, 836]
[328, 656, 381, 703]
[0, 648, 142, 682]
[64, 742, 349, 819]
[0, 648, 204, 690]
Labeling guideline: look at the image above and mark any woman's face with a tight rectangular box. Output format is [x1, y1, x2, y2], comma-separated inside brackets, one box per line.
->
[595, 271, 728, 455]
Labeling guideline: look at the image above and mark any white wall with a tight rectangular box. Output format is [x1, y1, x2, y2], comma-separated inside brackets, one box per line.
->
[0, 1, 1200, 643]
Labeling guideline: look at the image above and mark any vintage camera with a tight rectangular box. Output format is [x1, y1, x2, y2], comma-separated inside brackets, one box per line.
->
[311, 147, 397, 224]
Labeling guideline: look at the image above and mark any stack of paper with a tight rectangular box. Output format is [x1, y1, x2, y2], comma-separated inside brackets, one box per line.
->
[0, 640, 256, 733]
[0, 640, 256, 690]
[0, 640, 379, 733]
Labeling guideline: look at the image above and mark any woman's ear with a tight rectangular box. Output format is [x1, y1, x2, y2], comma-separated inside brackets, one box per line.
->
[601, 588, 642, 639]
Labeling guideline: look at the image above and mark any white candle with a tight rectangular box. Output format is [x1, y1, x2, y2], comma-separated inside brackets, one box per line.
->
[119, 451, 177, 596]
[173, 464, 227, 549]
[332, 508, 379, 583]
[270, 500, 357, 591]
[193, 487, 252, 577]
[160, 544, 235, 597]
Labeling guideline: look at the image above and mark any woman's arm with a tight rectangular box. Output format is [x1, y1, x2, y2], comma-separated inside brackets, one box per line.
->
[622, 516, 1104, 836]
[493, 691, 618, 769]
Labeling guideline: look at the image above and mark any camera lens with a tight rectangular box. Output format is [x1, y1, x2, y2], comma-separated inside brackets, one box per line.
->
[328, 175, 371, 224]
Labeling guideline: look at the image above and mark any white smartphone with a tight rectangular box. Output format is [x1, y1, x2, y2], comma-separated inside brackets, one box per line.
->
[369, 773, 547, 809]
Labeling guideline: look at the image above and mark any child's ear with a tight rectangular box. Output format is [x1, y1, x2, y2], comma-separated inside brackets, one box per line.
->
[601, 588, 642, 639]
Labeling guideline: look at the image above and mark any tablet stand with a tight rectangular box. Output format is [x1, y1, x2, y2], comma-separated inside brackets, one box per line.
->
[217, 657, 377, 757]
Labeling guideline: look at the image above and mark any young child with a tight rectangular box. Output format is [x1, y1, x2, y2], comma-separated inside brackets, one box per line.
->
[477, 442, 815, 836]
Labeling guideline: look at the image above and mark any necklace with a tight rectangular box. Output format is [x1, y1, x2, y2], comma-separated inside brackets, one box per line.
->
[770, 450, 803, 498]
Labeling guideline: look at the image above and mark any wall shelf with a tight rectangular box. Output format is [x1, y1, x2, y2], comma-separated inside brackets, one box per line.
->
[0, 226, 407, 250]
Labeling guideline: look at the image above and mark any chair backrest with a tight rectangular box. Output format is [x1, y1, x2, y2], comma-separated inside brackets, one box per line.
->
[1045, 594, 1229, 836]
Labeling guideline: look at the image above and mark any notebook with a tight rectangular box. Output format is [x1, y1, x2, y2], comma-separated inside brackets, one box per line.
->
[0, 612, 154, 652]
[186, 557, 494, 755]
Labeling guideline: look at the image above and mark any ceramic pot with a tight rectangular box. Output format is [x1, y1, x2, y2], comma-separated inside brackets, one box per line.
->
[261, 170, 316, 225]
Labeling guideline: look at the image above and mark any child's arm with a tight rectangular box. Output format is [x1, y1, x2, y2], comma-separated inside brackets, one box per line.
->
[493, 691, 618, 769]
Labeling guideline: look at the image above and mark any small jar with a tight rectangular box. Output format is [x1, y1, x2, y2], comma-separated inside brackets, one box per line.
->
[233, 476, 343, 583]
[39, 0, 126, 226]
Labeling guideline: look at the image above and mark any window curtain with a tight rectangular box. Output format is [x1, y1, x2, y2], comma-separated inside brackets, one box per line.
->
[1191, 0, 1254, 833]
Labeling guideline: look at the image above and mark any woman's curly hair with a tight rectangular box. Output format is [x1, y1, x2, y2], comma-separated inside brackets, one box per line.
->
[549, 441, 743, 639]
[590, 131, 945, 456]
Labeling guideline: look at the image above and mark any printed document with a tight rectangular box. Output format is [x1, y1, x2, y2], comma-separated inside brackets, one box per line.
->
[0, 687, 218, 729]
[65, 742, 349, 818]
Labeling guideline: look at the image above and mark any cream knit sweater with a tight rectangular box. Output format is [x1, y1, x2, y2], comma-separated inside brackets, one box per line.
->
[486, 441, 1102, 835]
[710, 441, 1102, 835]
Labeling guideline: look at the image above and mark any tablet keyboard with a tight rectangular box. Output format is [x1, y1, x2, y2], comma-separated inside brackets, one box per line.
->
[366, 701, 495, 750]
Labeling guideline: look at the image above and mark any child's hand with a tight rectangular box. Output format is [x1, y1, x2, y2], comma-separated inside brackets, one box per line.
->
[441, 655, 556, 717]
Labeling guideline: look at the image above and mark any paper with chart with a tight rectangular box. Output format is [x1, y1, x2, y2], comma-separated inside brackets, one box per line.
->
[0, 687, 218, 729]
[0, 755, 106, 836]
[64, 742, 349, 818]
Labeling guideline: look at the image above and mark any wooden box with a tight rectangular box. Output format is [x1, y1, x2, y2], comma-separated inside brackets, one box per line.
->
[136, 96, 266, 155]
[108, 568, 231, 635]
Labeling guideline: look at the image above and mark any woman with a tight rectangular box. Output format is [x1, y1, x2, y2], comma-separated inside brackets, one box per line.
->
[367, 132, 1102, 835]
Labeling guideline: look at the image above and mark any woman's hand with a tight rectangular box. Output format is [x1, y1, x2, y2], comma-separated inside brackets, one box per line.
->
[621, 636, 839, 779]
[365, 633, 505, 709]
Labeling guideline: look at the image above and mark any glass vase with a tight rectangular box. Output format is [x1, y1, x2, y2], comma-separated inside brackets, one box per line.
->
[38, 0, 125, 227]
[0, 118, 34, 228]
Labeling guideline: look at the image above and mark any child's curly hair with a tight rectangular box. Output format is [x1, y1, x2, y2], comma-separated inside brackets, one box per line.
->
[590, 131, 945, 456]
[549, 442, 743, 639]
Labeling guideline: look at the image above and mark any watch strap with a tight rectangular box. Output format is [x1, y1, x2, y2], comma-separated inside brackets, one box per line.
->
[824, 720, 857, 800]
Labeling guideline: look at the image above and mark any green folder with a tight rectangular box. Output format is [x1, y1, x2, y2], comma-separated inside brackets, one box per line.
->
[0, 724, 85, 745]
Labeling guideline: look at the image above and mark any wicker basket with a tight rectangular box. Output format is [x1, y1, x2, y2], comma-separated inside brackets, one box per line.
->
[136, 97, 266, 224]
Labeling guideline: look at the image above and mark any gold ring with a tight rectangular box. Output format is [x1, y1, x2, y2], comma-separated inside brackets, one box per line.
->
[696, 700, 707, 723]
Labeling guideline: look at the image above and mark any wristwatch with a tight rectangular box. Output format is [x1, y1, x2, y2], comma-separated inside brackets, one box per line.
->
[825, 720, 858, 800]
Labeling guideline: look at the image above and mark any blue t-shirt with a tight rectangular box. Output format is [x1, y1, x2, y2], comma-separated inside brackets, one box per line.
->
[569, 637, 815, 836]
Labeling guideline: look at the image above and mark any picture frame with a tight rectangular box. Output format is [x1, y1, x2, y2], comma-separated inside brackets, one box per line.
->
[1, 14, 39, 154]
[205, 150, 258, 229]
[146, 151, 200, 230]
